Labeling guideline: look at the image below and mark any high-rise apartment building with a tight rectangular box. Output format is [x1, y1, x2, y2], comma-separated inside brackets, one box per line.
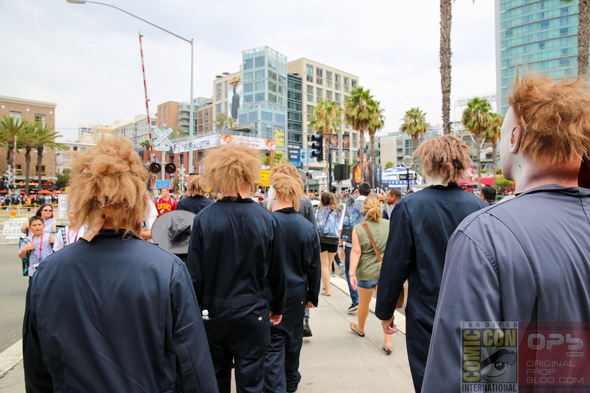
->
[287, 58, 360, 169]
[496, 0, 583, 114]
[156, 98, 211, 135]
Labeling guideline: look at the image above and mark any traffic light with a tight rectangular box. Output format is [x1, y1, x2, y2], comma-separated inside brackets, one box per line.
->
[164, 163, 176, 175]
[148, 162, 161, 174]
[310, 132, 323, 162]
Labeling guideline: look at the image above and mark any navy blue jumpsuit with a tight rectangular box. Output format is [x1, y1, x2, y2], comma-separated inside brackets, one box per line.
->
[264, 207, 321, 393]
[23, 230, 218, 393]
[187, 196, 287, 393]
[375, 184, 486, 392]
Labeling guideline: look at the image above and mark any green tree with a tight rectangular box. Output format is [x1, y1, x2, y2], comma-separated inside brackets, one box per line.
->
[385, 161, 394, 169]
[0, 115, 27, 170]
[308, 99, 342, 183]
[440, 0, 453, 134]
[486, 112, 504, 178]
[215, 112, 228, 130]
[344, 87, 380, 183]
[14, 122, 38, 195]
[56, 168, 71, 189]
[140, 140, 151, 150]
[462, 97, 492, 186]
[367, 101, 385, 170]
[562, 0, 589, 75]
[495, 176, 514, 189]
[33, 123, 66, 188]
[400, 107, 428, 172]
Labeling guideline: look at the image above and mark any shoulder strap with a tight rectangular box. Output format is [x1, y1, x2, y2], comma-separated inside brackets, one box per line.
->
[360, 221, 382, 263]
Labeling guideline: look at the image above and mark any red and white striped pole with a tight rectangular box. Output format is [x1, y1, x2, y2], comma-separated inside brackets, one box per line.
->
[138, 32, 153, 163]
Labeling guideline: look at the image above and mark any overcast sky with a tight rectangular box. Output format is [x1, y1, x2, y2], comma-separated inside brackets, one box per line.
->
[0, 0, 496, 141]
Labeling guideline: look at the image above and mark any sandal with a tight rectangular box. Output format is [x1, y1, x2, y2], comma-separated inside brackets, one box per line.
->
[350, 322, 365, 337]
[382, 344, 393, 355]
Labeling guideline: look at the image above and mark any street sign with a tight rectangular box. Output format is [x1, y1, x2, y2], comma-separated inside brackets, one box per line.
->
[152, 127, 174, 151]
[155, 179, 171, 189]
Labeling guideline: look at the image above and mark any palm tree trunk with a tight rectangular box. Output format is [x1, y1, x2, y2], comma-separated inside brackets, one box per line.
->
[412, 134, 419, 173]
[24, 148, 31, 195]
[491, 139, 497, 178]
[579, 0, 590, 75]
[440, 0, 453, 135]
[370, 133, 375, 178]
[475, 133, 482, 187]
[324, 133, 330, 191]
[37, 146, 44, 189]
[359, 130, 365, 184]
[7, 140, 14, 170]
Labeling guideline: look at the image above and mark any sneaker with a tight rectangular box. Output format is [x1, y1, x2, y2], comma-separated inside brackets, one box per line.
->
[303, 318, 312, 337]
[339, 263, 345, 276]
[347, 303, 359, 313]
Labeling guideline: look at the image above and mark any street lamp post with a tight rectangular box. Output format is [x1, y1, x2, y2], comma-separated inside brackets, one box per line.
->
[66, 0, 195, 173]
[401, 155, 413, 194]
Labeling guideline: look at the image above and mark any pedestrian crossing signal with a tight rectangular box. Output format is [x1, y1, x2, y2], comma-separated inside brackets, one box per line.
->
[148, 162, 161, 174]
[164, 163, 176, 174]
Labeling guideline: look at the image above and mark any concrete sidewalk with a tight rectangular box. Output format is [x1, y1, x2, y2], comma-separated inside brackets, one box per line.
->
[0, 276, 414, 392]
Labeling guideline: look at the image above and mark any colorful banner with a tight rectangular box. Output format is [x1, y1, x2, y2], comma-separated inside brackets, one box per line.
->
[274, 129, 285, 147]
[259, 170, 271, 187]
[220, 134, 276, 151]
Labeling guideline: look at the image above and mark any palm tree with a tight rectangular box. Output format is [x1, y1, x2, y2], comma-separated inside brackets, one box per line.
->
[33, 123, 66, 188]
[400, 107, 428, 171]
[385, 161, 394, 169]
[440, 0, 453, 134]
[563, 0, 590, 75]
[367, 101, 385, 171]
[308, 99, 342, 183]
[0, 115, 27, 171]
[140, 140, 151, 150]
[14, 122, 38, 195]
[215, 112, 228, 130]
[486, 112, 504, 177]
[344, 87, 379, 183]
[462, 97, 492, 186]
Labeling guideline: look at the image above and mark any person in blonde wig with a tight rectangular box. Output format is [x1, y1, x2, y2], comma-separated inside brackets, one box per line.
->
[187, 144, 286, 393]
[177, 174, 213, 214]
[264, 173, 320, 393]
[423, 75, 590, 392]
[375, 134, 487, 392]
[23, 136, 218, 392]
[348, 196, 392, 354]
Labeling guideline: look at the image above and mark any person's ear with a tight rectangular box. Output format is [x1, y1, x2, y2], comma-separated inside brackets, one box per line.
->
[510, 125, 522, 154]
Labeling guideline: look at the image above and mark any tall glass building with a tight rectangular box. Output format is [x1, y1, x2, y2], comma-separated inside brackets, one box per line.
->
[238, 47, 288, 154]
[496, 0, 583, 114]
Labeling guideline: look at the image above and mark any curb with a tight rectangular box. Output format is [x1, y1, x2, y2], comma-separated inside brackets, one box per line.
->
[0, 340, 22, 379]
[330, 275, 406, 335]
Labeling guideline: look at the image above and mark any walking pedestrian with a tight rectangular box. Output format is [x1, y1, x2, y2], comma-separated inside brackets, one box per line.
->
[23, 136, 218, 392]
[264, 173, 321, 393]
[187, 144, 286, 393]
[375, 135, 487, 392]
[423, 74, 590, 392]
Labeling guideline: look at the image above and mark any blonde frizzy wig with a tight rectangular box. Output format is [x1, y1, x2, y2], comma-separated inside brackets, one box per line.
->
[413, 134, 472, 184]
[203, 144, 261, 195]
[270, 173, 301, 211]
[68, 136, 149, 235]
[270, 163, 304, 193]
[185, 174, 207, 197]
[509, 74, 590, 164]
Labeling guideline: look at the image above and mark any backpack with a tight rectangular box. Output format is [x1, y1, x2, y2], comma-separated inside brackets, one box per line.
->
[341, 197, 365, 242]
[316, 206, 340, 245]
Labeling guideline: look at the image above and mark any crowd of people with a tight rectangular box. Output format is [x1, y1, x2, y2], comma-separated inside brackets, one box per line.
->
[17, 74, 590, 393]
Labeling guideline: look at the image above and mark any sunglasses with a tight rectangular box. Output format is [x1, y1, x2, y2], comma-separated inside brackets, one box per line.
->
[42, 209, 53, 212]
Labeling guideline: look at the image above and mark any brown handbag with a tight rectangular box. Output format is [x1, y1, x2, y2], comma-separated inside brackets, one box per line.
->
[360, 221, 405, 309]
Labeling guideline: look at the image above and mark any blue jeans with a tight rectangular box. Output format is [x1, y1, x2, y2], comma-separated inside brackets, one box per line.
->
[344, 245, 359, 305]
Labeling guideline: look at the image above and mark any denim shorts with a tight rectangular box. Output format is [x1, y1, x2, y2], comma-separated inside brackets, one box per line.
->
[357, 279, 379, 289]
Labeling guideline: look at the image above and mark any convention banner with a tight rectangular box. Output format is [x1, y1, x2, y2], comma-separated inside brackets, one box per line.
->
[220, 134, 275, 151]
[172, 135, 220, 153]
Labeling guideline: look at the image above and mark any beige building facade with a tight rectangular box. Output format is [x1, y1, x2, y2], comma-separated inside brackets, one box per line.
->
[0, 95, 58, 188]
[211, 68, 242, 127]
[287, 58, 360, 170]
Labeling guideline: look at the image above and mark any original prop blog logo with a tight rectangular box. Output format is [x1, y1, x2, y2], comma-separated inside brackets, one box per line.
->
[462, 321, 518, 392]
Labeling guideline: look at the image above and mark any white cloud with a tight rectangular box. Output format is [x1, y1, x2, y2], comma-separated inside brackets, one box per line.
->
[0, 0, 496, 141]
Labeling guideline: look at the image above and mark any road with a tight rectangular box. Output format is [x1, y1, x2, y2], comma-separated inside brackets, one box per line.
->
[0, 242, 28, 354]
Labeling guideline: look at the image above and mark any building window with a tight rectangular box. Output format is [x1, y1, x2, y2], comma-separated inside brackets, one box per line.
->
[35, 165, 46, 176]
[326, 71, 332, 80]
[539, 42, 545, 49]
[15, 164, 22, 176]
[344, 77, 349, 86]
[561, 6, 569, 15]
[255, 55, 265, 68]
[307, 85, 314, 94]
[244, 94, 253, 103]
[216, 83, 222, 100]
[244, 58, 253, 70]
[560, 27, 569, 36]
[306, 74, 313, 82]
[316, 88, 323, 99]
[215, 103, 222, 114]
[559, 58, 570, 67]
[307, 105, 314, 114]
[255, 70, 265, 79]
[326, 80, 333, 88]
[540, 20, 549, 29]
[307, 95, 314, 103]
[9, 111, 21, 120]
[244, 83, 253, 93]
[351, 80, 357, 88]
[244, 72, 253, 81]
[316, 68, 323, 78]
[326, 90, 333, 100]
[306, 64, 313, 75]
[255, 92, 265, 102]
[34, 114, 46, 126]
